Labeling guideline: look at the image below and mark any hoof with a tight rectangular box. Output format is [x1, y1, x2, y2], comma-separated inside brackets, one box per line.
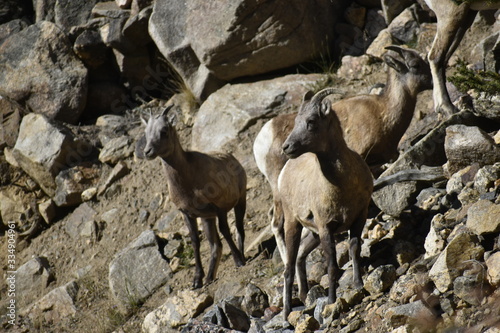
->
[192, 279, 203, 289]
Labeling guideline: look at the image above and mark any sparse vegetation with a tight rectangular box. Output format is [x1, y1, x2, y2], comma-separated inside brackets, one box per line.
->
[449, 60, 500, 95]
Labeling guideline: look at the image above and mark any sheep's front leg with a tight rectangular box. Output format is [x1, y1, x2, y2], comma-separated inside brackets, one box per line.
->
[283, 220, 302, 320]
[271, 200, 287, 265]
[319, 223, 339, 305]
[201, 217, 222, 284]
[350, 214, 366, 289]
[217, 212, 245, 266]
[233, 197, 246, 256]
[182, 213, 204, 289]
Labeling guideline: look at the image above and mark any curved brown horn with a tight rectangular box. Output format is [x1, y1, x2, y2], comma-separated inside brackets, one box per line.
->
[311, 88, 344, 105]
[161, 104, 175, 117]
[385, 45, 405, 55]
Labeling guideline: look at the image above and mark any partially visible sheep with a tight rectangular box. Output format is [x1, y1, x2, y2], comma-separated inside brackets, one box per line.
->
[278, 88, 373, 319]
[142, 105, 247, 288]
[424, 0, 500, 116]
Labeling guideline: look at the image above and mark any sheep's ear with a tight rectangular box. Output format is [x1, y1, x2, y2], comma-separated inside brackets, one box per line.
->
[320, 99, 331, 117]
[141, 116, 148, 126]
[383, 53, 406, 73]
[302, 90, 314, 102]
[167, 111, 178, 126]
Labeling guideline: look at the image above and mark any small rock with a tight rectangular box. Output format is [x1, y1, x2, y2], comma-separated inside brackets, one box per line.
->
[143, 290, 212, 331]
[54, 164, 100, 207]
[322, 298, 348, 320]
[364, 265, 397, 295]
[386, 300, 434, 328]
[444, 125, 500, 175]
[474, 163, 500, 195]
[453, 274, 486, 306]
[466, 200, 500, 236]
[304, 285, 326, 308]
[38, 199, 56, 225]
[16, 257, 53, 308]
[220, 301, 250, 331]
[241, 283, 269, 317]
[81, 187, 98, 201]
[99, 136, 134, 164]
[24, 281, 79, 324]
[295, 314, 320, 333]
[389, 273, 429, 304]
[429, 232, 484, 293]
[486, 252, 500, 287]
[65, 203, 97, 239]
[98, 160, 130, 195]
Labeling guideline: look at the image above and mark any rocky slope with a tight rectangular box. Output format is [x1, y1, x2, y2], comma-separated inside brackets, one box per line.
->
[1, 1, 500, 332]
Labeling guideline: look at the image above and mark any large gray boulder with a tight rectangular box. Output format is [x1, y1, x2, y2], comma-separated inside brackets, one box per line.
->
[191, 74, 327, 152]
[0, 21, 88, 124]
[109, 230, 172, 312]
[12, 113, 90, 197]
[149, 0, 341, 100]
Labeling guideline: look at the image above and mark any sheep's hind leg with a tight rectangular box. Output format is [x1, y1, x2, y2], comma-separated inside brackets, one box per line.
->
[349, 213, 366, 290]
[296, 230, 320, 303]
[217, 212, 245, 267]
[319, 224, 340, 305]
[182, 213, 204, 289]
[233, 197, 246, 258]
[201, 217, 222, 284]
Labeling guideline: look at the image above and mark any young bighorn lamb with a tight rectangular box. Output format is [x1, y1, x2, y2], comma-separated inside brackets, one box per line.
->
[278, 88, 373, 319]
[424, 0, 500, 116]
[142, 105, 246, 288]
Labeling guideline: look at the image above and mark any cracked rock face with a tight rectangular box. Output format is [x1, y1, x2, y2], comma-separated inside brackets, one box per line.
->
[149, 0, 340, 100]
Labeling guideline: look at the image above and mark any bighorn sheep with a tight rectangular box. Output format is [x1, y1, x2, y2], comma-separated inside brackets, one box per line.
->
[142, 105, 246, 288]
[424, 0, 500, 116]
[277, 88, 373, 318]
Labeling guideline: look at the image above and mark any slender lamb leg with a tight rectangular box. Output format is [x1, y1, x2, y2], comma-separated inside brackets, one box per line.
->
[283, 220, 302, 319]
[201, 217, 222, 284]
[271, 200, 287, 265]
[233, 197, 246, 257]
[349, 212, 367, 290]
[217, 212, 245, 266]
[319, 224, 340, 305]
[296, 230, 320, 303]
[182, 213, 204, 289]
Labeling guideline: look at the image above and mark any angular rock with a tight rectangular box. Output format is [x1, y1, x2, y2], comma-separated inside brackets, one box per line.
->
[54, 164, 101, 207]
[73, 29, 108, 68]
[32, 0, 57, 22]
[424, 214, 447, 259]
[65, 202, 97, 239]
[380, 0, 414, 24]
[98, 135, 134, 164]
[55, 0, 99, 30]
[122, 6, 152, 47]
[373, 111, 481, 217]
[486, 251, 500, 287]
[0, 95, 23, 149]
[12, 113, 92, 197]
[24, 281, 79, 324]
[366, 29, 393, 59]
[466, 200, 500, 236]
[16, 257, 53, 308]
[386, 300, 434, 328]
[364, 264, 397, 295]
[38, 199, 56, 224]
[453, 274, 486, 306]
[241, 283, 269, 317]
[149, 0, 339, 100]
[444, 125, 500, 175]
[220, 301, 250, 331]
[109, 230, 172, 311]
[0, 21, 88, 123]
[142, 289, 213, 331]
[98, 160, 130, 195]
[295, 315, 320, 333]
[429, 232, 484, 293]
[474, 163, 500, 195]
[92, 1, 130, 20]
[386, 5, 420, 44]
[337, 55, 374, 80]
[192, 74, 326, 152]
[389, 272, 430, 304]
[0, 186, 34, 227]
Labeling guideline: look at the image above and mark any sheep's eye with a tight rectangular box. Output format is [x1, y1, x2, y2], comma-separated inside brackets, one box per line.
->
[306, 120, 316, 131]
[161, 128, 169, 137]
